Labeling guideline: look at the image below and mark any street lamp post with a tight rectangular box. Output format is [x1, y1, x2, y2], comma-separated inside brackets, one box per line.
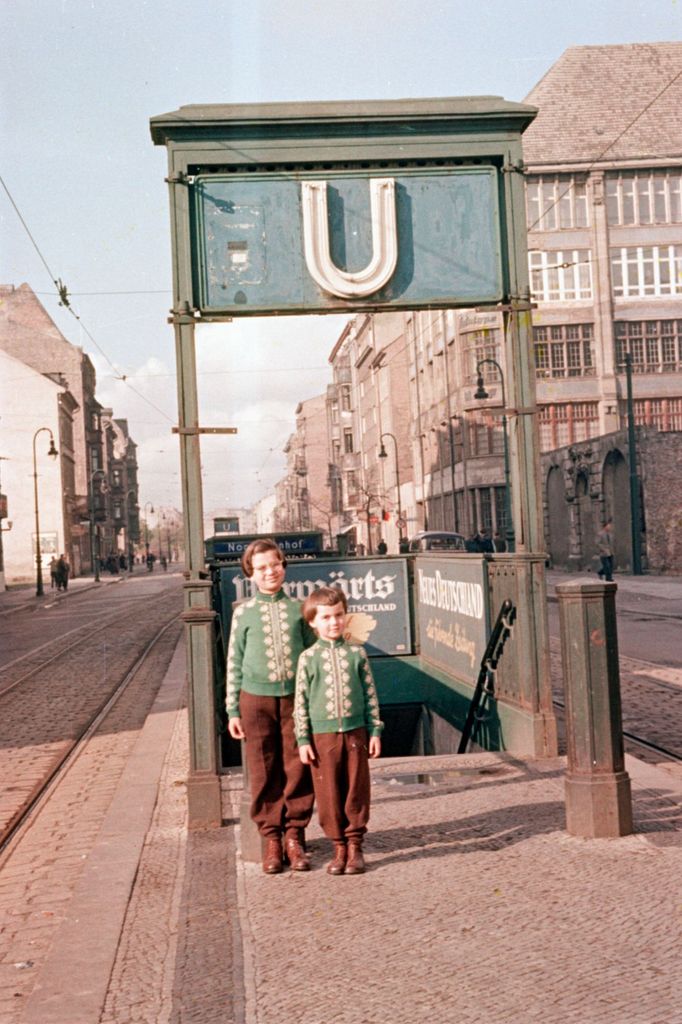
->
[378, 432, 404, 548]
[143, 502, 154, 559]
[624, 353, 642, 575]
[474, 359, 515, 552]
[89, 469, 107, 582]
[125, 489, 137, 573]
[32, 428, 59, 597]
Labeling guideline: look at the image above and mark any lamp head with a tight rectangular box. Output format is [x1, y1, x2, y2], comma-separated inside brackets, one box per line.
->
[48, 440, 58, 459]
[474, 375, 489, 401]
[378, 444, 387, 459]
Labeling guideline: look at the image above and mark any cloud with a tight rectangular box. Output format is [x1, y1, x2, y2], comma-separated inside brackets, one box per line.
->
[92, 314, 349, 511]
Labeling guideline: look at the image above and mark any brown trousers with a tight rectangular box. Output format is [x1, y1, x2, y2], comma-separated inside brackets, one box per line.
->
[239, 691, 314, 839]
[311, 727, 371, 843]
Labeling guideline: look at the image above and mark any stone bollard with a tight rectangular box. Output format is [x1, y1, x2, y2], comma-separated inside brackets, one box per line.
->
[556, 579, 633, 838]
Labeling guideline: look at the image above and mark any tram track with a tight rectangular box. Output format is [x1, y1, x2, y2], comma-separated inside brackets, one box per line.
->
[0, 592, 170, 698]
[0, 585, 183, 861]
[0, 610, 183, 865]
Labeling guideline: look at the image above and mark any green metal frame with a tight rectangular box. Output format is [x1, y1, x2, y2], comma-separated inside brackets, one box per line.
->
[151, 96, 557, 828]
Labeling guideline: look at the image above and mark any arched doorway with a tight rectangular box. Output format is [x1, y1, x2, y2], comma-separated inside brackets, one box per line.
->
[575, 471, 596, 570]
[546, 466, 569, 567]
[602, 449, 630, 571]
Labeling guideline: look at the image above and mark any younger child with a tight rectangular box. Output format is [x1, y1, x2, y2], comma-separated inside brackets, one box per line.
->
[226, 539, 316, 874]
[294, 587, 383, 875]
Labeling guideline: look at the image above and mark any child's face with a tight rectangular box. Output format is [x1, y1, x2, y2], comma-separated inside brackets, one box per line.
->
[250, 551, 286, 594]
[311, 601, 347, 641]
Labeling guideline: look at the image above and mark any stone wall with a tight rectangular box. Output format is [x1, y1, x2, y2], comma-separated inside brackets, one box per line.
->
[541, 428, 682, 575]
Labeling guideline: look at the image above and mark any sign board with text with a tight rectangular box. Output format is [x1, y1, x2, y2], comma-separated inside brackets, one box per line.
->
[190, 168, 503, 315]
[415, 555, 489, 686]
[218, 557, 411, 656]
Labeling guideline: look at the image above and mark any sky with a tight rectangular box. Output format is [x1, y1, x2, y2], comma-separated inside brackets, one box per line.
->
[2, 0, 681, 515]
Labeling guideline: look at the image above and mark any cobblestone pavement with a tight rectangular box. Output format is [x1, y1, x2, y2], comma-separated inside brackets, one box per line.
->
[230, 753, 682, 1024]
[0, 621, 182, 1024]
[0, 587, 182, 839]
[1, 586, 681, 1022]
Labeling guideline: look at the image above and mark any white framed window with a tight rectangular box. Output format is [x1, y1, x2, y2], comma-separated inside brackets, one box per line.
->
[526, 175, 589, 231]
[606, 170, 682, 226]
[611, 245, 682, 298]
[529, 250, 592, 301]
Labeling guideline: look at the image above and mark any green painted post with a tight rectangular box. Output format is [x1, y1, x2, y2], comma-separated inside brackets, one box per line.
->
[556, 579, 633, 837]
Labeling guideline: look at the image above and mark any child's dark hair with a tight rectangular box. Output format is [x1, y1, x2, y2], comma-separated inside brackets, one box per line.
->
[302, 586, 348, 623]
[241, 539, 287, 578]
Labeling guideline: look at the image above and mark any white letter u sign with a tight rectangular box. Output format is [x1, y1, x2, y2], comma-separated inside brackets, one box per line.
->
[301, 178, 398, 298]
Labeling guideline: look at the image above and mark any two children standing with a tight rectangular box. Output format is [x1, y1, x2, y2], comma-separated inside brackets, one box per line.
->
[226, 539, 383, 876]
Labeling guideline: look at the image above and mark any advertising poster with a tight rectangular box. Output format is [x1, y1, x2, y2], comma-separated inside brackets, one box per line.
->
[218, 557, 411, 656]
[415, 555, 489, 685]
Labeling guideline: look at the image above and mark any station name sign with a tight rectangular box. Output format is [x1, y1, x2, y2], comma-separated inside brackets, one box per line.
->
[191, 168, 503, 315]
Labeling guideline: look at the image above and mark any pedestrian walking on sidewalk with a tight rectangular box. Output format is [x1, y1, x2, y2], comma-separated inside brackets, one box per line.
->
[295, 587, 383, 876]
[55, 553, 70, 591]
[597, 518, 614, 581]
[226, 539, 316, 875]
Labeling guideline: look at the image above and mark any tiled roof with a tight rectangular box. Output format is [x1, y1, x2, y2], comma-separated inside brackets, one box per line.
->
[523, 43, 682, 166]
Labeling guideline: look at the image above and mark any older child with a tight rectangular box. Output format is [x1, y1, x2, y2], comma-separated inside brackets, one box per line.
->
[226, 539, 316, 874]
[295, 587, 383, 875]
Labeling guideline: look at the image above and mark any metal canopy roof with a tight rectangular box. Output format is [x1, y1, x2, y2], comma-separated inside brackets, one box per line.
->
[150, 96, 537, 145]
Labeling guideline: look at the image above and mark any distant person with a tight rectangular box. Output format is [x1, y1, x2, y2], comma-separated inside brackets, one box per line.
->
[597, 519, 614, 581]
[49, 556, 59, 589]
[492, 532, 507, 553]
[55, 554, 69, 591]
[477, 528, 494, 553]
[295, 587, 383, 876]
[377, 539, 388, 555]
[160, 554, 168, 571]
[146, 551, 156, 572]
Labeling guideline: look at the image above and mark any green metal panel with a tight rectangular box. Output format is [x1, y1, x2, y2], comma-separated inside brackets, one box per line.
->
[190, 167, 503, 314]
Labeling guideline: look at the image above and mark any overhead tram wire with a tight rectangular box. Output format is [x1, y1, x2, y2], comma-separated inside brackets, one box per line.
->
[0, 170, 174, 426]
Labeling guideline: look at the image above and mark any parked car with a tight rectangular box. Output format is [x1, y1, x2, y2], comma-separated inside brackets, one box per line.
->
[407, 531, 467, 553]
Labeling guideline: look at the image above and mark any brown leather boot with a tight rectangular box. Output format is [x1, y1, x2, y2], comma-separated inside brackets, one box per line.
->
[262, 836, 283, 874]
[284, 834, 311, 872]
[327, 842, 347, 875]
[345, 840, 365, 874]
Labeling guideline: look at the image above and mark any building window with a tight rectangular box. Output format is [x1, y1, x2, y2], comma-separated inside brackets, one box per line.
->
[538, 402, 599, 451]
[533, 324, 595, 378]
[630, 397, 682, 431]
[90, 446, 100, 472]
[331, 403, 339, 425]
[614, 320, 682, 374]
[605, 170, 682, 226]
[340, 385, 352, 412]
[529, 250, 592, 301]
[611, 246, 682, 298]
[526, 175, 589, 231]
[345, 470, 360, 506]
[113, 501, 122, 519]
[112, 468, 122, 487]
[462, 329, 502, 385]
[467, 410, 504, 457]
[343, 429, 354, 454]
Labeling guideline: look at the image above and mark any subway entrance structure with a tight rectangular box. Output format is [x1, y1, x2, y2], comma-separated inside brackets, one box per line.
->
[150, 98, 559, 827]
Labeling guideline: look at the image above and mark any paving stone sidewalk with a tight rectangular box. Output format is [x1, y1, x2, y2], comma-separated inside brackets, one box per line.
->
[3, 637, 682, 1023]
